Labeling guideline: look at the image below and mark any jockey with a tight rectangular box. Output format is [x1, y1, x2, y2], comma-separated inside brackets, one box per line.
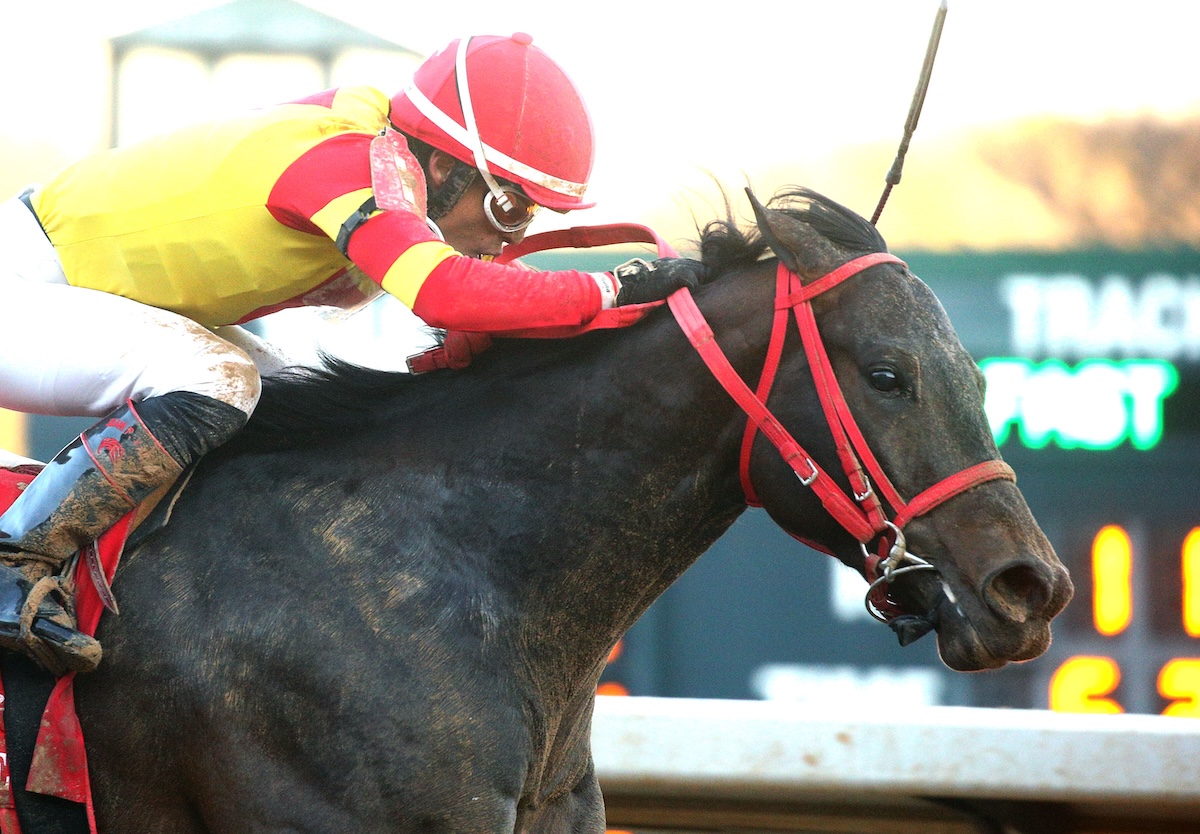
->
[0, 32, 705, 675]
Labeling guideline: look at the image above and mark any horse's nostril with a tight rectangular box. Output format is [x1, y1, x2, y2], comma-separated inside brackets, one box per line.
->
[984, 562, 1053, 624]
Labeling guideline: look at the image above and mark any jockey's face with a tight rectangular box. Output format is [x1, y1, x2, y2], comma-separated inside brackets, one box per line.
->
[429, 151, 527, 259]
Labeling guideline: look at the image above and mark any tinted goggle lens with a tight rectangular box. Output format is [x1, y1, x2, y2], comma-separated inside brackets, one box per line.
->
[484, 188, 540, 232]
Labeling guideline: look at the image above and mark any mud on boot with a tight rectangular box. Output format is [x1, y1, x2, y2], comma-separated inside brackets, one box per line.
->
[0, 559, 101, 676]
[0, 395, 247, 676]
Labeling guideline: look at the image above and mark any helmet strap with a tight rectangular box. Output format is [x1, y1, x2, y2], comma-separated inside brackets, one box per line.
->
[455, 36, 516, 212]
[396, 50, 590, 203]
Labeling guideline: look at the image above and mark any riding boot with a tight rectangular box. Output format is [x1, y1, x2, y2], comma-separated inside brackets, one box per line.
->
[0, 393, 249, 675]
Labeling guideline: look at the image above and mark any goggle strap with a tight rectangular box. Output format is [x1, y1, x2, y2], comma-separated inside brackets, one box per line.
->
[453, 37, 514, 211]
[400, 76, 588, 198]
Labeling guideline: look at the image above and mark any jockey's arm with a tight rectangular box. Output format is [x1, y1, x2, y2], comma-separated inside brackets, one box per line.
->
[346, 209, 609, 331]
[268, 132, 608, 332]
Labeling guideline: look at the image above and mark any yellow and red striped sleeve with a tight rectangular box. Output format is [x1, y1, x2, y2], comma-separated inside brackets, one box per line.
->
[339, 211, 600, 330]
[268, 91, 605, 332]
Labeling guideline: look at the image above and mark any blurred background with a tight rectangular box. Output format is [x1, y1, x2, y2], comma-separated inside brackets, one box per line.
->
[3, 0, 1200, 717]
[6, 0, 1199, 250]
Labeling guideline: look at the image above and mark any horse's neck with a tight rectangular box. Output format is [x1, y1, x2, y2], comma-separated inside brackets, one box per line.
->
[469, 277, 773, 700]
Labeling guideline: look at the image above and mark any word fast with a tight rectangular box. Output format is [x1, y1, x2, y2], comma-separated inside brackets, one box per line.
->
[981, 358, 1178, 450]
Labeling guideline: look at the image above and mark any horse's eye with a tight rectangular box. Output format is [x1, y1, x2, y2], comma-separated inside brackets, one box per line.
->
[869, 366, 902, 393]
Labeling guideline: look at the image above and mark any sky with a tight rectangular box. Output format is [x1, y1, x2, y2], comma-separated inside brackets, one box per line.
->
[5, 0, 1200, 249]
[0, 1, 1198, 378]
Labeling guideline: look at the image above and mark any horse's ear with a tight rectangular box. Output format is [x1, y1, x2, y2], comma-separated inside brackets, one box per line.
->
[745, 187, 825, 277]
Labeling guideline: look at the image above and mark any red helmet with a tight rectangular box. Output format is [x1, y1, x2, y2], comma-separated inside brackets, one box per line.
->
[390, 33, 595, 211]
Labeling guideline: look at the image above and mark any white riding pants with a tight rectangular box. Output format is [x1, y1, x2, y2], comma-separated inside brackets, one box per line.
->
[0, 194, 265, 419]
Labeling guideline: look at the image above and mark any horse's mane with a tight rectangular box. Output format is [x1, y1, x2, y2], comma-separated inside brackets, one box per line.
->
[697, 185, 886, 270]
[762, 186, 888, 254]
[222, 186, 882, 453]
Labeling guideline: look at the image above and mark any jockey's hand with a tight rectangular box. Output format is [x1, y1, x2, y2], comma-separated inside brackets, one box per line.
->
[611, 258, 707, 306]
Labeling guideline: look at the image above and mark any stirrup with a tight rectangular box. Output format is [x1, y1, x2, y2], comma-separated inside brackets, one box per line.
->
[0, 561, 102, 676]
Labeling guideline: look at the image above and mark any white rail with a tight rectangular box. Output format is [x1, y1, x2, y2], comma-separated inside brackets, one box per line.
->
[592, 696, 1200, 833]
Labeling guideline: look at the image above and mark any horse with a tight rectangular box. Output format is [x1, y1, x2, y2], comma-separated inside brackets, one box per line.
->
[15, 186, 1070, 833]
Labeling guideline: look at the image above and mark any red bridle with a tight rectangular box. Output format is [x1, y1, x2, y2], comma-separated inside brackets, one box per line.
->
[471, 224, 1015, 622]
[667, 253, 1015, 620]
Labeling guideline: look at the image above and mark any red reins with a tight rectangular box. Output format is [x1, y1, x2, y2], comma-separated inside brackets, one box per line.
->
[443, 226, 1015, 622]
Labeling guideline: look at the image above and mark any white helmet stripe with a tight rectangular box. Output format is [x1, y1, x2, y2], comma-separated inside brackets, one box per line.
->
[453, 36, 512, 209]
[400, 80, 589, 200]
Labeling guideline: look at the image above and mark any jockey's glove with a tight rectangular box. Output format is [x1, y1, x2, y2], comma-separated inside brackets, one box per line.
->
[610, 258, 707, 306]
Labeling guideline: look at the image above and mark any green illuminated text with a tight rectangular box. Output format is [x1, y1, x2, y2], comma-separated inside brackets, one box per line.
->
[980, 358, 1179, 450]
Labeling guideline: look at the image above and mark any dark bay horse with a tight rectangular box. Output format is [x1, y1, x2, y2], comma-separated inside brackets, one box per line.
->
[58, 187, 1070, 833]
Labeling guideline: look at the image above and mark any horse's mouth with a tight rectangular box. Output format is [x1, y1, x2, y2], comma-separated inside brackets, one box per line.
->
[887, 569, 1052, 672]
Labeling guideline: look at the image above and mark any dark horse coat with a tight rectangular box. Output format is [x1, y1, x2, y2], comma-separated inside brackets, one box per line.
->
[24, 188, 1069, 833]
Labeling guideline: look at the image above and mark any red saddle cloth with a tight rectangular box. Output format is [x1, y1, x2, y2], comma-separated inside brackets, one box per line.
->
[0, 466, 132, 834]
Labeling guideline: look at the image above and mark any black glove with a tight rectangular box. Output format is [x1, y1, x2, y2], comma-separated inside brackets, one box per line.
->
[611, 258, 707, 306]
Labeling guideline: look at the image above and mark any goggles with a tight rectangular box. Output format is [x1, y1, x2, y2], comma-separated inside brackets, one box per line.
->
[453, 36, 542, 235]
[483, 186, 540, 233]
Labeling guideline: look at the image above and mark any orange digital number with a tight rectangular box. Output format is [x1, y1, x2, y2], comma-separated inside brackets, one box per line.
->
[1092, 525, 1132, 636]
[1158, 659, 1200, 717]
[1049, 527, 1200, 717]
[597, 639, 629, 697]
[1183, 529, 1200, 637]
[1049, 655, 1124, 714]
